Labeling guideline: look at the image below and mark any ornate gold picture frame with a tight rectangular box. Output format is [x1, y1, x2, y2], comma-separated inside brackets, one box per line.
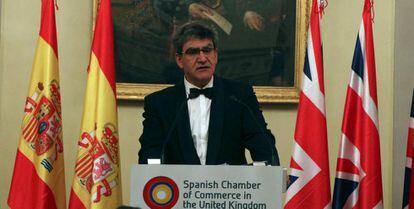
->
[93, 0, 310, 104]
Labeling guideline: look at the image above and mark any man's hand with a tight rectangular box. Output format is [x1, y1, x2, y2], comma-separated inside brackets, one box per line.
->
[244, 11, 264, 31]
[188, 3, 213, 19]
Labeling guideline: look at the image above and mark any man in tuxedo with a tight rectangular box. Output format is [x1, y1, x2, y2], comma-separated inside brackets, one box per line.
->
[138, 22, 279, 165]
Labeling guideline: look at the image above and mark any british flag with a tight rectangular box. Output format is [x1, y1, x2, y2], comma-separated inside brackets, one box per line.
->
[332, 0, 383, 208]
[402, 90, 414, 209]
[284, 0, 331, 208]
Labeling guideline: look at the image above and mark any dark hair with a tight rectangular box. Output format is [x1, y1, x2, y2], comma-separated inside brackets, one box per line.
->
[173, 21, 218, 54]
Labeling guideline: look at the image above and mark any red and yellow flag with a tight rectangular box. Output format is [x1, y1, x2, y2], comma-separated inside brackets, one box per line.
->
[68, 0, 122, 208]
[7, 0, 66, 209]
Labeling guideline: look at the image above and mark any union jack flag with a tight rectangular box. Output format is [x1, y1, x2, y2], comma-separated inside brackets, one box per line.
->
[332, 0, 383, 208]
[402, 90, 414, 209]
[284, 0, 331, 208]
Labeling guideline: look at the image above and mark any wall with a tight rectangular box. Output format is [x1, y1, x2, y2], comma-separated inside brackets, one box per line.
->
[0, 0, 3, 150]
[393, 0, 414, 208]
[0, 0, 5, 207]
[0, 0, 396, 208]
[1, 1, 42, 207]
[0, 0, 3, 127]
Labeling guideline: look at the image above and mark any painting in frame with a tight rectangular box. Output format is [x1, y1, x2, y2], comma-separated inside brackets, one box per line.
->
[93, 0, 310, 103]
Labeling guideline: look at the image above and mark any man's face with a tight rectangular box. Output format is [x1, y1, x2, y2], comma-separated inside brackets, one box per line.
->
[175, 38, 218, 88]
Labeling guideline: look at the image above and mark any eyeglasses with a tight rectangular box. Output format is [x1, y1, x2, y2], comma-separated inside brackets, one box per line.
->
[181, 46, 215, 56]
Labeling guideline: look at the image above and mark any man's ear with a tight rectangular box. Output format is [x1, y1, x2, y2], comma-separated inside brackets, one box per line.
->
[212, 49, 218, 65]
[175, 53, 184, 69]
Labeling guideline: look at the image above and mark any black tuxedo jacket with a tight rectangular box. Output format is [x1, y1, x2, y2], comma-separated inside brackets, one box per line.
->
[138, 76, 279, 165]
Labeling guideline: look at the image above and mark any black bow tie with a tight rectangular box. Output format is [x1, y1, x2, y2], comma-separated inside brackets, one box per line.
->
[188, 88, 214, 99]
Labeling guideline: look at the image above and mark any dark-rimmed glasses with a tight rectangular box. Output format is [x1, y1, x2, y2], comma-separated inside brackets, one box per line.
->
[180, 45, 215, 56]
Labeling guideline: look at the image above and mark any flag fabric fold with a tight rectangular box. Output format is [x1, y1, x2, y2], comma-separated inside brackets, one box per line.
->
[402, 90, 414, 209]
[68, 0, 122, 208]
[332, 0, 383, 208]
[284, 0, 331, 208]
[8, 0, 66, 208]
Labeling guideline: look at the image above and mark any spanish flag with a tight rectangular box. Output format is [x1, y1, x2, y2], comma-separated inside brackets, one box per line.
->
[7, 0, 66, 209]
[68, 0, 122, 208]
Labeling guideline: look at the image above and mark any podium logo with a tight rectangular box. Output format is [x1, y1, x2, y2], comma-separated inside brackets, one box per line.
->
[143, 176, 179, 209]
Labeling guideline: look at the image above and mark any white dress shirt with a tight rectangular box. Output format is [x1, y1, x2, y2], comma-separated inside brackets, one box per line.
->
[184, 77, 213, 165]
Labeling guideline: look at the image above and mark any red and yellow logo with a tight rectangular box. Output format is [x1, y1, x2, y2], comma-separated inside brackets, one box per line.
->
[143, 176, 179, 209]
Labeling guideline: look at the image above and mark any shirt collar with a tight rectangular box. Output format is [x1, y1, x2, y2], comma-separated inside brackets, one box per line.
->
[184, 76, 214, 97]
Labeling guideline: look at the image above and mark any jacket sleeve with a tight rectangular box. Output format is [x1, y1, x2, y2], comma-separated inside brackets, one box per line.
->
[138, 96, 166, 164]
[240, 85, 280, 166]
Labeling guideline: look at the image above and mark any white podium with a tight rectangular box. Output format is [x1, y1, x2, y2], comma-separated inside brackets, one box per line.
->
[130, 165, 286, 209]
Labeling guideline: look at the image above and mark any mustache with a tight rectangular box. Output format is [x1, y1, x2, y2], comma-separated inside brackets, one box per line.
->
[196, 64, 211, 69]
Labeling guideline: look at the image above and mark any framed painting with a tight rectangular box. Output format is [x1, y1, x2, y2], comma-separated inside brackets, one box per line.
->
[93, 0, 310, 103]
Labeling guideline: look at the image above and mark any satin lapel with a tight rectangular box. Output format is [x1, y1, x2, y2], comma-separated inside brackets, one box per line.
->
[175, 82, 201, 164]
[206, 77, 224, 164]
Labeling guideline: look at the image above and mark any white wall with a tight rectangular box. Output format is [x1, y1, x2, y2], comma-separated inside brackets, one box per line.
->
[0, 0, 397, 208]
[393, 0, 414, 208]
